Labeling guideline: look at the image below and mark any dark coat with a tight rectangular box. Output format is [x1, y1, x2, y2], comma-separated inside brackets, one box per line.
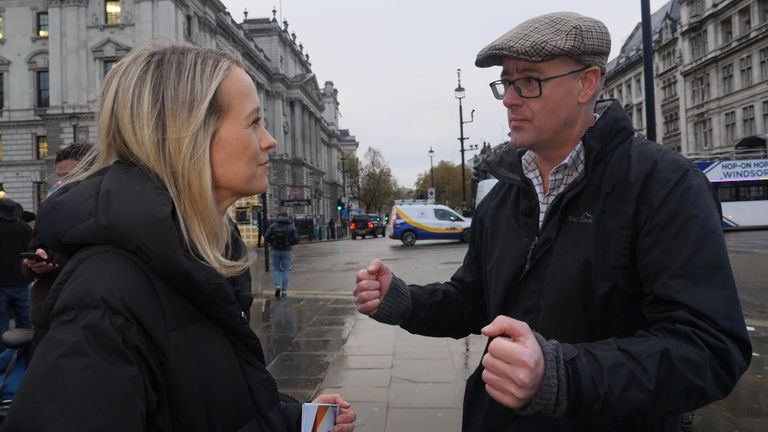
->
[264, 218, 299, 251]
[2, 162, 300, 432]
[399, 101, 751, 431]
[0, 219, 32, 287]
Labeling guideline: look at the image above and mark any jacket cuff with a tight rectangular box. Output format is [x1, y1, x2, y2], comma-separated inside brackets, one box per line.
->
[516, 333, 568, 417]
[370, 274, 412, 325]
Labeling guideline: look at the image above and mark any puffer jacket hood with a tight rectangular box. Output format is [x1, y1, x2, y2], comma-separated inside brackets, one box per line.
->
[482, 99, 634, 183]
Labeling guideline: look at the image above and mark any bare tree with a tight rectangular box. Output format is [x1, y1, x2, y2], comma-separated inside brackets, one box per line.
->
[357, 147, 398, 214]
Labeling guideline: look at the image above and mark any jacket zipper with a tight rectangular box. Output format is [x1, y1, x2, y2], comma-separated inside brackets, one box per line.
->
[523, 236, 538, 273]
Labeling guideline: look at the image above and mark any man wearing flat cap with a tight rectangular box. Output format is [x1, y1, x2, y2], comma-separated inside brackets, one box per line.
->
[0, 198, 33, 349]
[354, 12, 750, 431]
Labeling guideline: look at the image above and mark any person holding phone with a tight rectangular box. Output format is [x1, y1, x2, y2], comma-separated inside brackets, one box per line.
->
[0, 198, 33, 348]
[3, 44, 355, 432]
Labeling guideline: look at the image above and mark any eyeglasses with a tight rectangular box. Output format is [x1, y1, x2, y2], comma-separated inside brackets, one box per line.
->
[488, 66, 591, 100]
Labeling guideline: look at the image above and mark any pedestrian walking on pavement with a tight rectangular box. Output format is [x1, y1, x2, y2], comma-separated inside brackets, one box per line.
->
[2, 43, 356, 432]
[353, 12, 751, 432]
[328, 217, 336, 240]
[265, 213, 300, 297]
[0, 198, 33, 349]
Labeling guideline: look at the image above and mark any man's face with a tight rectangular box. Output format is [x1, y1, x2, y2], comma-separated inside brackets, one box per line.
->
[499, 57, 590, 152]
[55, 159, 78, 179]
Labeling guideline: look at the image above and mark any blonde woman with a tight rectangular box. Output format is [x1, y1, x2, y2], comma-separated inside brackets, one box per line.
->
[3, 44, 356, 432]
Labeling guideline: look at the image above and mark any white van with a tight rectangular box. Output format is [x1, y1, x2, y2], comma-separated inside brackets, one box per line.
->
[388, 201, 471, 246]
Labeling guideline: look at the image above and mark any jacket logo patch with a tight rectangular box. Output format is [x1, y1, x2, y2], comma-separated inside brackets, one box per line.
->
[567, 212, 594, 224]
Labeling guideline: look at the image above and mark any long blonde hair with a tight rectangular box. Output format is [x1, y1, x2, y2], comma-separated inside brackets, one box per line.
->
[66, 43, 251, 278]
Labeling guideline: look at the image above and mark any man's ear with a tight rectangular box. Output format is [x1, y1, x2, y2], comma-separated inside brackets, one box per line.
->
[578, 67, 602, 104]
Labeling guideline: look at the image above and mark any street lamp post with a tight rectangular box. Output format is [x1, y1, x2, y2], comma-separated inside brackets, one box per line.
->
[428, 146, 435, 189]
[69, 115, 79, 144]
[455, 69, 474, 211]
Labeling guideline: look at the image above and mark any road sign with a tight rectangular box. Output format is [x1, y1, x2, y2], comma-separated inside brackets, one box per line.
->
[427, 187, 436, 203]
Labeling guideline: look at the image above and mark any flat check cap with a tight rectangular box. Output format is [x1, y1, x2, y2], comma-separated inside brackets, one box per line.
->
[475, 12, 611, 72]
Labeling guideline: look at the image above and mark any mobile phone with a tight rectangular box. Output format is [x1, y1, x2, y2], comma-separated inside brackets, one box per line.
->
[20, 252, 48, 262]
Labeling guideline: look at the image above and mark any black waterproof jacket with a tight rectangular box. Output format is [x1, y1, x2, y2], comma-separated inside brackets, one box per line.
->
[398, 101, 751, 431]
[2, 162, 300, 432]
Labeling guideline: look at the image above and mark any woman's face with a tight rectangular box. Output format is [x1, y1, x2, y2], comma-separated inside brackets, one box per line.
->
[211, 66, 277, 214]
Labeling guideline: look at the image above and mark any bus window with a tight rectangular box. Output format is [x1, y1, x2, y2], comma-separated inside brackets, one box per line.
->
[743, 184, 768, 201]
[717, 185, 736, 202]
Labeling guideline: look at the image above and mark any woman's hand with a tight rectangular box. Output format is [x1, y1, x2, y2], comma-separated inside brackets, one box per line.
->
[22, 249, 58, 275]
[312, 393, 356, 432]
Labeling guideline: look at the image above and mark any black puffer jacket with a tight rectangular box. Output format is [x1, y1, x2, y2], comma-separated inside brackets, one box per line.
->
[398, 101, 751, 431]
[2, 162, 300, 432]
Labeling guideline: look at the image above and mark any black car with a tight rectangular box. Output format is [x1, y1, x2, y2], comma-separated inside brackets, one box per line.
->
[350, 215, 377, 239]
[368, 214, 385, 237]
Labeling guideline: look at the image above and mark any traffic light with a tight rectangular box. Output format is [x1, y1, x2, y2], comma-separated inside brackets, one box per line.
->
[336, 198, 344, 212]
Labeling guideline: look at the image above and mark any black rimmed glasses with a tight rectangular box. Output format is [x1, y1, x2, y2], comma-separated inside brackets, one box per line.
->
[489, 66, 591, 100]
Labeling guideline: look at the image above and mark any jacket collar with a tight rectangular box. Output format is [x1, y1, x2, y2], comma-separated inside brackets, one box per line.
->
[484, 99, 634, 183]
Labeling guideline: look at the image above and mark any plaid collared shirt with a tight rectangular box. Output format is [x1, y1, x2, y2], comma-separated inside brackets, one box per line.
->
[521, 142, 586, 228]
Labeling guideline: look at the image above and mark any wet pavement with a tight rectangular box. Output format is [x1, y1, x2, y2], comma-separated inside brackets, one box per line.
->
[248, 231, 768, 432]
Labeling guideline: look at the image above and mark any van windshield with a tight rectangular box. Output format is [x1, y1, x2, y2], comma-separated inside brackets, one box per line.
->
[434, 208, 463, 221]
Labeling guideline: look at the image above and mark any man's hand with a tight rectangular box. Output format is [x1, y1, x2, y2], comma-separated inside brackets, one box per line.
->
[480, 316, 545, 410]
[22, 249, 58, 275]
[312, 393, 356, 432]
[353, 259, 393, 316]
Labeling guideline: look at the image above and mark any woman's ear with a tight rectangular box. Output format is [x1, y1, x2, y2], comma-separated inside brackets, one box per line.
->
[578, 67, 602, 104]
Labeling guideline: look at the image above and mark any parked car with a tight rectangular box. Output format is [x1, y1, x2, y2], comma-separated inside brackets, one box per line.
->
[388, 201, 471, 246]
[350, 214, 377, 239]
[368, 214, 385, 237]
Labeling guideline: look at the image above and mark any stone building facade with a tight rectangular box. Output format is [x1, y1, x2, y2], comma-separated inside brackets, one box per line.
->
[600, 0, 768, 156]
[0, 0, 356, 229]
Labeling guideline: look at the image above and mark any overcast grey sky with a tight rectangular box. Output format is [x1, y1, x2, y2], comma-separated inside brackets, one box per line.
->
[221, 0, 670, 187]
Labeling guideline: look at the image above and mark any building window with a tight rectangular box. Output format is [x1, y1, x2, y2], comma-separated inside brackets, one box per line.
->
[662, 49, 674, 69]
[740, 55, 753, 87]
[625, 80, 632, 100]
[664, 112, 680, 136]
[0, 15, 4, 40]
[690, 30, 708, 60]
[739, 6, 751, 35]
[662, 77, 677, 101]
[761, 0, 768, 24]
[722, 64, 734, 94]
[724, 111, 737, 144]
[720, 18, 733, 44]
[763, 100, 768, 133]
[635, 75, 642, 96]
[693, 117, 712, 150]
[760, 48, 768, 81]
[0, 136, 3, 160]
[636, 105, 643, 129]
[36, 70, 49, 108]
[691, 0, 704, 18]
[36, 135, 48, 159]
[0, 73, 4, 109]
[36, 12, 48, 38]
[105, 1, 121, 25]
[103, 59, 117, 77]
[616, 86, 623, 104]
[691, 73, 709, 105]
[743, 105, 755, 136]
[184, 15, 193, 41]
